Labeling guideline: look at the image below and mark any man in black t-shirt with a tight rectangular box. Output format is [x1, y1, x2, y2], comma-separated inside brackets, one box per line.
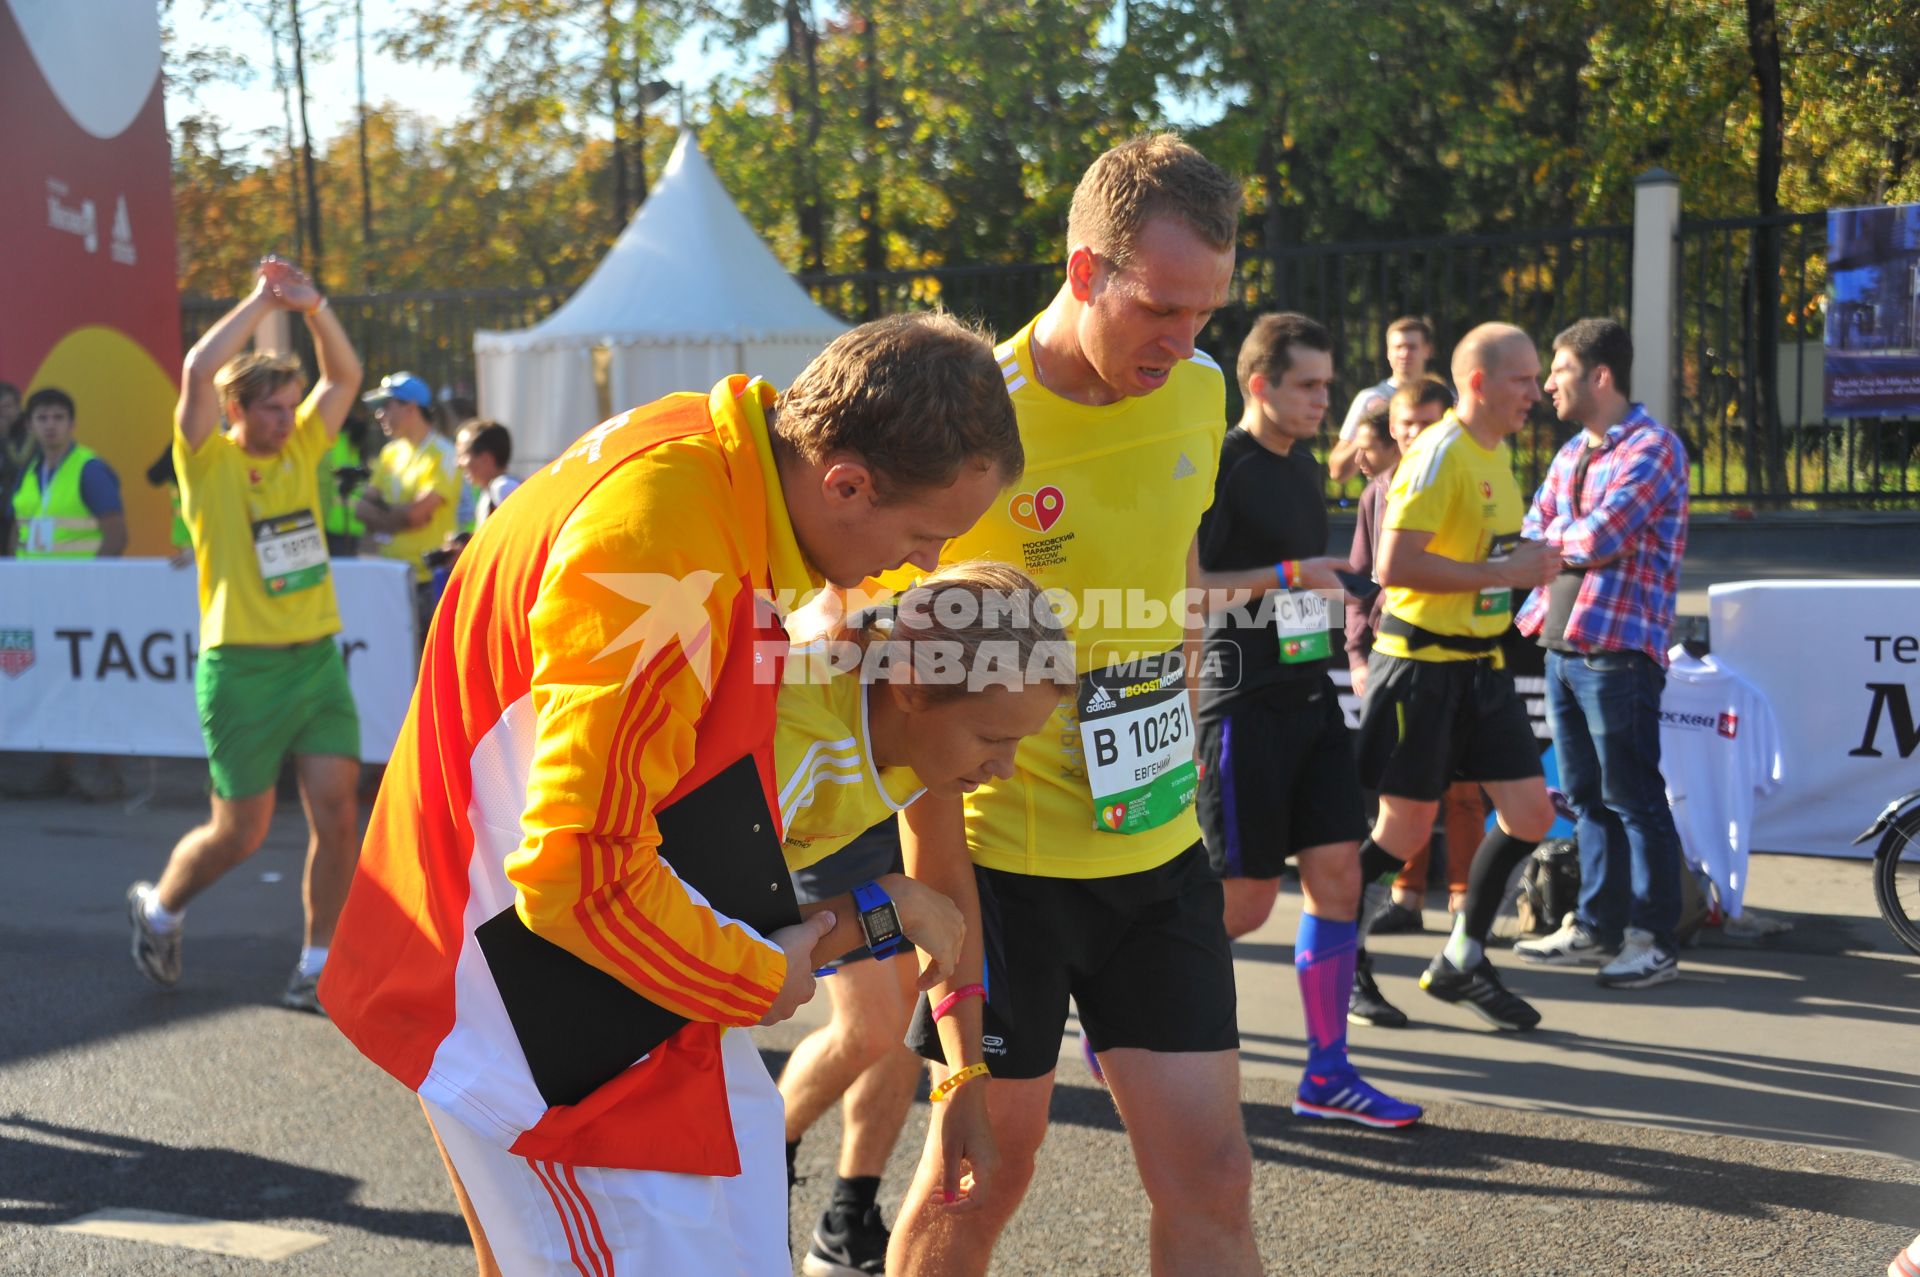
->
[1191, 312, 1421, 1128]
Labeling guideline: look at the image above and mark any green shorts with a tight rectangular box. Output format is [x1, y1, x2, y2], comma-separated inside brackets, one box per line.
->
[195, 639, 361, 799]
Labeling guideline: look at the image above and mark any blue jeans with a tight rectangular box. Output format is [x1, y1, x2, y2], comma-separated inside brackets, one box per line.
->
[1543, 649, 1684, 950]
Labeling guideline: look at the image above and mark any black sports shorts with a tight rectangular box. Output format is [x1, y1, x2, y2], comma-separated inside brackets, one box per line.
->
[1196, 675, 1368, 879]
[1353, 652, 1542, 802]
[907, 843, 1238, 1079]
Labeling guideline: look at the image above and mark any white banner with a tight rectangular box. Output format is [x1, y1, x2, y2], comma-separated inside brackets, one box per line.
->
[0, 558, 416, 762]
[1709, 579, 1920, 857]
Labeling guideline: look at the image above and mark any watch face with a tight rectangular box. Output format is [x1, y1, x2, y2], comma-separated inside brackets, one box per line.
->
[861, 904, 902, 948]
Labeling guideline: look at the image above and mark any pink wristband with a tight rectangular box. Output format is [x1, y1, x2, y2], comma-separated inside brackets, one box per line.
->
[932, 983, 986, 1022]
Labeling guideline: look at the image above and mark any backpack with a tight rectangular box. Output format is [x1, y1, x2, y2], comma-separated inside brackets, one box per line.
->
[1514, 837, 1714, 946]
[1515, 839, 1581, 935]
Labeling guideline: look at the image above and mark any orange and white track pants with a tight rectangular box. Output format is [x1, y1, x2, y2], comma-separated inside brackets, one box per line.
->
[423, 1029, 788, 1276]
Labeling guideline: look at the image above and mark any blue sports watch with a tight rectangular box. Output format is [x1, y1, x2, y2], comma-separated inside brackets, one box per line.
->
[852, 881, 904, 960]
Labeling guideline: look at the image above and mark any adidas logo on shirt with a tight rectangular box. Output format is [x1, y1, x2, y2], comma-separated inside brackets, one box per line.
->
[1171, 452, 1198, 479]
[1085, 684, 1117, 713]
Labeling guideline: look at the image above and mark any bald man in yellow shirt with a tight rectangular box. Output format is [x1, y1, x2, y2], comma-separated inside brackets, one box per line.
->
[1351, 322, 1562, 1033]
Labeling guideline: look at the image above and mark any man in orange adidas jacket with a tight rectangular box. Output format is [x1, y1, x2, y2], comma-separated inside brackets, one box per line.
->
[321, 314, 1022, 1275]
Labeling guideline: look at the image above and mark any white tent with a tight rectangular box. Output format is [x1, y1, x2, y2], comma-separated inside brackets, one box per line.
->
[475, 130, 847, 466]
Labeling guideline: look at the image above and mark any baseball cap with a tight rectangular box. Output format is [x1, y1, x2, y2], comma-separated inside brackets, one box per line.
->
[363, 372, 433, 408]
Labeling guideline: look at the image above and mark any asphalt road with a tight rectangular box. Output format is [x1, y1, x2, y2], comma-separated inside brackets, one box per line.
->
[4, 796, 1917, 1276]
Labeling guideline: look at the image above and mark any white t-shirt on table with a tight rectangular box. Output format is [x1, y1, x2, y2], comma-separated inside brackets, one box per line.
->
[1658, 646, 1784, 916]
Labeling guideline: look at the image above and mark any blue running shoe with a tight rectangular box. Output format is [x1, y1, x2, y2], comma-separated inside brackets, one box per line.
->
[1292, 1069, 1423, 1128]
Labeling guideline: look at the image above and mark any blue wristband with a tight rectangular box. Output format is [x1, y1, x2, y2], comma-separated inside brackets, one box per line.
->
[1275, 561, 1291, 590]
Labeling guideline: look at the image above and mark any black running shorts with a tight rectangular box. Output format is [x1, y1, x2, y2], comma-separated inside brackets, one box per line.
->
[1196, 675, 1369, 880]
[1353, 653, 1543, 802]
[907, 843, 1239, 1079]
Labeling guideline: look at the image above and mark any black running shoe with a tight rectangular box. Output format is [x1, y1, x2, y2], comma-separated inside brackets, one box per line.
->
[1419, 952, 1541, 1031]
[1368, 901, 1426, 935]
[802, 1204, 889, 1276]
[1348, 949, 1408, 1028]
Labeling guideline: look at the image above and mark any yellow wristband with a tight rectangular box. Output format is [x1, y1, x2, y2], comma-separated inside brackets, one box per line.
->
[928, 1062, 991, 1103]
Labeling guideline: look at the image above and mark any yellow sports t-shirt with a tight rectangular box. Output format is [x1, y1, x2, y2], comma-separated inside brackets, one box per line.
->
[371, 433, 462, 582]
[775, 655, 924, 871]
[175, 391, 340, 649]
[930, 316, 1225, 879]
[1374, 412, 1525, 662]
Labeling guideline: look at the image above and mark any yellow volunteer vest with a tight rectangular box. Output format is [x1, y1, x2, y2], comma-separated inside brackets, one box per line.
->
[320, 431, 366, 538]
[13, 444, 103, 559]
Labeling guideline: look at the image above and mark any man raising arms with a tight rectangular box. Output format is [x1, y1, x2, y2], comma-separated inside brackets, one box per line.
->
[127, 256, 364, 1013]
[890, 135, 1261, 1277]
[1352, 322, 1561, 1031]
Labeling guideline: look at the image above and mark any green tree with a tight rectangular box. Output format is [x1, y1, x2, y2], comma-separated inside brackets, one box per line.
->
[386, 0, 685, 234]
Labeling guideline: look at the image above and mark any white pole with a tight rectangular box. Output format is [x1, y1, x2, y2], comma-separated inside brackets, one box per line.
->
[1632, 168, 1681, 426]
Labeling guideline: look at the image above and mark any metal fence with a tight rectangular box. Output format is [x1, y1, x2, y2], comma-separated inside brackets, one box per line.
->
[1238, 224, 1633, 500]
[179, 213, 1920, 507]
[801, 263, 1058, 348]
[802, 225, 1635, 502]
[179, 286, 570, 412]
[1676, 211, 1920, 505]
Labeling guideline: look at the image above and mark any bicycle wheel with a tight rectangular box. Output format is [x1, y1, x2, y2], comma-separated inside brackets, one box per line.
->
[1873, 810, 1920, 958]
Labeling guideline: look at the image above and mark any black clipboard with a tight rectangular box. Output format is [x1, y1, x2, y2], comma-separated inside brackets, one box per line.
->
[475, 753, 801, 1108]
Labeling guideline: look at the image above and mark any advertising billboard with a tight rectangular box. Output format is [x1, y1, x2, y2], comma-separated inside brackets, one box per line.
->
[1, 0, 181, 556]
[1826, 203, 1920, 418]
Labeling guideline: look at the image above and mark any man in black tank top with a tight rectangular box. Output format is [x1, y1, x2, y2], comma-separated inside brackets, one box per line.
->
[1192, 313, 1422, 1129]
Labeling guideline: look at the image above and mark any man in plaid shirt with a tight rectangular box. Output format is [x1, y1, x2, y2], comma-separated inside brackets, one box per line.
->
[1513, 317, 1691, 989]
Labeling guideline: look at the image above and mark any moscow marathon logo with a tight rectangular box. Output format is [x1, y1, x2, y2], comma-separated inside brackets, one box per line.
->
[1008, 485, 1065, 533]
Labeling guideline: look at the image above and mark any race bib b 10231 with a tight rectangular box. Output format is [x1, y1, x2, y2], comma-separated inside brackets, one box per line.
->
[1076, 648, 1198, 835]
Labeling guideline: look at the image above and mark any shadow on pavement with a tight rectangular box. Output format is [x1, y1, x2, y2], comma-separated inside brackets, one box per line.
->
[0, 1115, 467, 1243]
[1044, 1083, 1916, 1230]
[1229, 1010, 1920, 1161]
[1241, 1099, 1920, 1229]
[0, 929, 302, 1068]
[1319, 942, 1920, 1029]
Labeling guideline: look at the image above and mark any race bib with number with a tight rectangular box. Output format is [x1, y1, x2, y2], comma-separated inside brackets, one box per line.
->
[1273, 589, 1331, 663]
[252, 510, 330, 596]
[1477, 532, 1521, 617]
[1076, 650, 1198, 835]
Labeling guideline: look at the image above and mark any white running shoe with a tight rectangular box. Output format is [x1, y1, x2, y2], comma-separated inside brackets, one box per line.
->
[1514, 913, 1620, 965]
[1597, 928, 1678, 989]
[126, 882, 182, 988]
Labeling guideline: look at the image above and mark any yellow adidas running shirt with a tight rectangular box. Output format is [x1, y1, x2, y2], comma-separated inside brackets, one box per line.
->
[175, 391, 340, 649]
[775, 654, 925, 871]
[1375, 412, 1526, 663]
[932, 316, 1225, 879]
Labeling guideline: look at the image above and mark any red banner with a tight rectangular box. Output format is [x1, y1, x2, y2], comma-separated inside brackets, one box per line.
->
[0, 0, 181, 556]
